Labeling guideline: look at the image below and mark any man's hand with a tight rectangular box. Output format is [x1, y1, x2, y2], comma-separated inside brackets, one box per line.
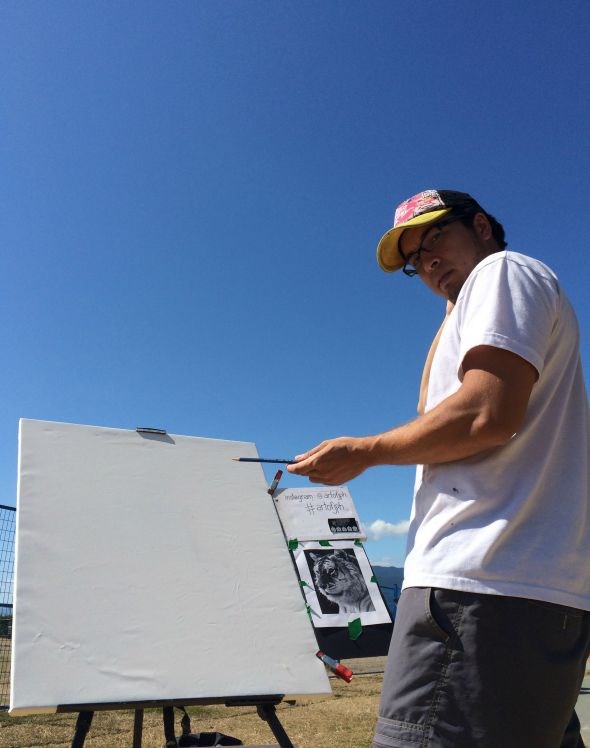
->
[287, 436, 374, 485]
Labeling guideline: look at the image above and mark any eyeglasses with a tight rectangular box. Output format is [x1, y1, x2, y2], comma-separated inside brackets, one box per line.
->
[399, 214, 468, 277]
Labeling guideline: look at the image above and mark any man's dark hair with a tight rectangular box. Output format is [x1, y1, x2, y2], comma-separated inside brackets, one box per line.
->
[456, 208, 507, 249]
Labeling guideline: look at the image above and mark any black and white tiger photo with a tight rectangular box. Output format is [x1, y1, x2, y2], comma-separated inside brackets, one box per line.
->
[305, 548, 375, 615]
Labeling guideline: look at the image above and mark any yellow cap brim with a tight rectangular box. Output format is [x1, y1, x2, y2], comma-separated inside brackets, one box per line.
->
[376, 208, 452, 273]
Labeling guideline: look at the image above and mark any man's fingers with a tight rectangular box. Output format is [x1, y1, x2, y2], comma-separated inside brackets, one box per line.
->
[287, 437, 363, 484]
[287, 456, 315, 475]
[293, 442, 326, 461]
[288, 442, 328, 474]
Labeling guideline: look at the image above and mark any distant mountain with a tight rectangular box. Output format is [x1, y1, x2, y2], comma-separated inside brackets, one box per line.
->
[372, 565, 404, 617]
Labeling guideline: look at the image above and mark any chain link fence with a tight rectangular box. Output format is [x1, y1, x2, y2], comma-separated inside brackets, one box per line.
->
[1, 504, 16, 710]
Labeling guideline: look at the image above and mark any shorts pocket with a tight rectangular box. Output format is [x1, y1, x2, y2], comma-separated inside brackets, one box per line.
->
[424, 587, 453, 644]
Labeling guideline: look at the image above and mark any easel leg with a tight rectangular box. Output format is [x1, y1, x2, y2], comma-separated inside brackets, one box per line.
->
[71, 710, 94, 748]
[162, 705, 177, 747]
[257, 703, 295, 748]
[132, 708, 144, 748]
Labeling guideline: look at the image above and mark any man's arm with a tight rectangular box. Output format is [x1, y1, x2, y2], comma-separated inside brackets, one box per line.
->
[287, 345, 537, 485]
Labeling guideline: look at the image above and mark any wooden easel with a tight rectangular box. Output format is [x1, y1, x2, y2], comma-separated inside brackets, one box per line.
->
[69, 696, 296, 747]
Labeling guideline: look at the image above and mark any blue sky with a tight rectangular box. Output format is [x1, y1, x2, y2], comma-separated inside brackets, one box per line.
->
[2, 1, 589, 566]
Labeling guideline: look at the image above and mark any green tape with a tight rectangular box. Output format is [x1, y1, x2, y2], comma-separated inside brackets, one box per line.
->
[288, 539, 299, 551]
[306, 604, 312, 622]
[348, 617, 363, 640]
[319, 540, 332, 547]
[370, 575, 377, 584]
[300, 580, 311, 589]
[354, 539, 363, 546]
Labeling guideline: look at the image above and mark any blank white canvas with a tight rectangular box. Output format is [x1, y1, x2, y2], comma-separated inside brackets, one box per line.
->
[11, 419, 330, 715]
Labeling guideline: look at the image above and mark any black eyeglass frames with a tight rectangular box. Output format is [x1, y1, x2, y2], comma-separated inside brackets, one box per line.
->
[399, 213, 471, 277]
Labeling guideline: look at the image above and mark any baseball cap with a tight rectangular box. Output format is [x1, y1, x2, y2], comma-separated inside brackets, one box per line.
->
[376, 189, 482, 273]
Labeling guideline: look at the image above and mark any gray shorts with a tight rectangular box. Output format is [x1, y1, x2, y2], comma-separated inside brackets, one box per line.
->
[373, 587, 590, 748]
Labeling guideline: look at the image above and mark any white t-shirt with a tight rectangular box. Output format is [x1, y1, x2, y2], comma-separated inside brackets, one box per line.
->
[403, 250, 590, 610]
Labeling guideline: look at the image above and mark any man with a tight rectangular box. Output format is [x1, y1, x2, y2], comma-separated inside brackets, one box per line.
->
[288, 190, 590, 747]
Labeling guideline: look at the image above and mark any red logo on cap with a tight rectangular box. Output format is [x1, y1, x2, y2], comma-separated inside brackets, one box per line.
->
[394, 190, 444, 227]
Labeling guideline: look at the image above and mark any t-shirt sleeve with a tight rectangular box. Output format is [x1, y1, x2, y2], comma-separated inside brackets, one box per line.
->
[456, 254, 560, 379]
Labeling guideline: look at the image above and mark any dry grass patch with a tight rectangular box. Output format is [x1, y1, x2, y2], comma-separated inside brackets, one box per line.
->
[0, 670, 383, 748]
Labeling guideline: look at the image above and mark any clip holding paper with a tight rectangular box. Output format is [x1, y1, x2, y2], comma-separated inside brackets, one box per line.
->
[316, 651, 353, 683]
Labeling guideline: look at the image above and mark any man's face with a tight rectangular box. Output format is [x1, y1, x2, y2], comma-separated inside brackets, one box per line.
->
[399, 214, 491, 303]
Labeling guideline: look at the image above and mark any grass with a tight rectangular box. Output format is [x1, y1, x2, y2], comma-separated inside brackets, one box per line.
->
[0, 659, 385, 748]
[3, 657, 590, 746]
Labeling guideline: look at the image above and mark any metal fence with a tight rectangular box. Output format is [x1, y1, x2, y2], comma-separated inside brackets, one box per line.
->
[0, 504, 16, 710]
